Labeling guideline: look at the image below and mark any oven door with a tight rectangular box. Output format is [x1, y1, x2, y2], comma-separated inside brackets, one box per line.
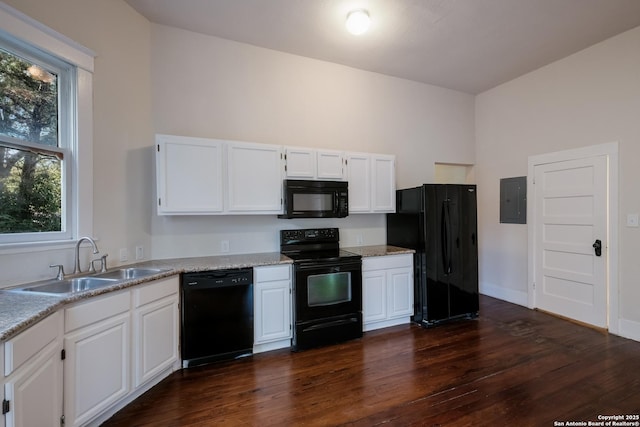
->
[293, 259, 362, 323]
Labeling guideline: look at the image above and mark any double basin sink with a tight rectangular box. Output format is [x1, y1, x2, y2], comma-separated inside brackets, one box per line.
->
[12, 268, 171, 296]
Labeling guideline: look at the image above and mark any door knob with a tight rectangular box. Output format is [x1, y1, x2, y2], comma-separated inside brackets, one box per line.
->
[593, 239, 602, 257]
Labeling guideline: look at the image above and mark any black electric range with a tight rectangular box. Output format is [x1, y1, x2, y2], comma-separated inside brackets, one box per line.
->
[280, 228, 363, 351]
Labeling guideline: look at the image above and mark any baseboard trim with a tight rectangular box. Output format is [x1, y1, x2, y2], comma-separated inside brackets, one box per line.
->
[618, 318, 640, 342]
[480, 282, 528, 307]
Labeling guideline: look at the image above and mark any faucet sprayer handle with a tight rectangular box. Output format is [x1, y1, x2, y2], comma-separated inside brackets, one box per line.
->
[49, 264, 66, 280]
[100, 254, 108, 273]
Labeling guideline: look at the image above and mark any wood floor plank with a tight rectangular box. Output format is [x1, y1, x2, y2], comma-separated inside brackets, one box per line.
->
[103, 296, 640, 426]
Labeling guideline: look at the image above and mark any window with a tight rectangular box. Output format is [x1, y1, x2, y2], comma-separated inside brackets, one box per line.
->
[0, 2, 94, 247]
[0, 41, 73, 242]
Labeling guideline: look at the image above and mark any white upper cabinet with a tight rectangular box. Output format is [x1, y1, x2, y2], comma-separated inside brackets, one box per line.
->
[346, 152, 396, 214]
[155, 134, 395, 216]
[316, 150, 345, 180]
[346, 153, 371, 213]
[226, 141, 283, 213]
[284, 147, 316, 179]
[371, 154, 396, 212]
[156, 134, 224, 215]
[284, 147, 345, 180]
[155, 135, 283, 215]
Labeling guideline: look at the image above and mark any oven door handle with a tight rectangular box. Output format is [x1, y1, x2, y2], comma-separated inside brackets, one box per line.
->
[302, 317, 360, 332]
[296, 261, 361, 271]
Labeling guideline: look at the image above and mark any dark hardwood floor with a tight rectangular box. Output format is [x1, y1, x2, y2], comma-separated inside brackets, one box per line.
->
[104, 296, 640, 426]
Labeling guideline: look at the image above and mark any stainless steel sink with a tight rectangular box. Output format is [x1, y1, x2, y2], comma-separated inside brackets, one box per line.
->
[95, 267, 169, 280]
[18, 277, 119, 294]
[11, 267, 170, 296]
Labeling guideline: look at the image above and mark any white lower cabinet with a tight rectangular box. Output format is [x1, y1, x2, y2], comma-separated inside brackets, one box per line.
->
[64, 291, 130, 427]
[253, 265, 292, 353]
[0, 277, 180, 427]
[62, 276, 180, 427]
[132, 277, 179, 388]
[362, 254, 414, 331]
[3, 312, 63, 427]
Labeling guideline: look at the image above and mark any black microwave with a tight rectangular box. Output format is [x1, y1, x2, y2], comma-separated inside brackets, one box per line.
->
[279, 180, 349, 219]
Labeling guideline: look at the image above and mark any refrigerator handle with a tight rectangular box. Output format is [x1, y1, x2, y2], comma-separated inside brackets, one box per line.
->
[442, 200, 452, 275]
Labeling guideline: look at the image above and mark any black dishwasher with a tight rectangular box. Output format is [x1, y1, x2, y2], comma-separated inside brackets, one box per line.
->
[181, 268, 253, 368]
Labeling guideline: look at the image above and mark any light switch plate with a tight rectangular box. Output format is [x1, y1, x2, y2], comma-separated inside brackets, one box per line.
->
[627, 213, 639, 227]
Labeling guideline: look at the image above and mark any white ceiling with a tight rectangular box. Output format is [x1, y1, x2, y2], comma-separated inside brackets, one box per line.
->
[124, 0, 640, 94]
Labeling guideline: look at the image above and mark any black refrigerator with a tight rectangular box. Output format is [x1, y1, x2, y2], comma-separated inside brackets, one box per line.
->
[386, 184, 479, 327]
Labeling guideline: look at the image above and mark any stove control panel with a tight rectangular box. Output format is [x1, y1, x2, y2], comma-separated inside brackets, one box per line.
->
[281, 228, 339, 245]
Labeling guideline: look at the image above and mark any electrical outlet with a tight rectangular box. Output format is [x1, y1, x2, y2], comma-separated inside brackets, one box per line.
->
[356, 235, 363, 246]
[221, 240, 230, 253]
[627, 213, 639, 227]
[119, 248, 128, 262]
[135, 246, 144, 260]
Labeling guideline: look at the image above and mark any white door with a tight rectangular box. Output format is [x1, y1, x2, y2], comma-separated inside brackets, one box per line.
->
[285, 147, 316, 178]
[362, 270, 387, 324]
[155, 134, 224, 214]
[533, 155, 607, 328]
[316, 150, 344, 180]
[254, 281, 291, 344]
[4, 344, 62, 427]
[387, 268, 414, 319]
[226, 141, 283, 213]
[133, 296, 179, 388]
[346, 153, 371, 213]
[64, 313, 130, 426]
[371, 154, 396, 212]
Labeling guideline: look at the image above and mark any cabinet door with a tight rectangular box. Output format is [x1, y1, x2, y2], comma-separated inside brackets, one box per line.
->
[227, 141, 283, 213]
[133, 295, 179, 388]
[371, 154, 396, 212]
[64, 312, 130, 427]
[316, 150, 344, 180]
[4, 341, 62, 427]
[156, 134, 224, 214]
[0, 342, 3, 427]
[254, 280, 291, 344]
[362, 270, 387, 323]
[346, 153, 371, 213]
[387, 267, 414, 319]
[285, 147, 316, 178]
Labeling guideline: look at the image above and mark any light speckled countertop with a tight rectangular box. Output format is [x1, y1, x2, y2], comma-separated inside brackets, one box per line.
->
[343, 245, 414, 257]
[0, 246, 410, 342]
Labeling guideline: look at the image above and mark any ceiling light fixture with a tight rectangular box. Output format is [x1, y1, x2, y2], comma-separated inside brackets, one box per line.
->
[345, 9, 371, 35]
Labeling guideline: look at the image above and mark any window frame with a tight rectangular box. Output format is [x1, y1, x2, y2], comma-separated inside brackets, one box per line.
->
[0, 2, 94, 249]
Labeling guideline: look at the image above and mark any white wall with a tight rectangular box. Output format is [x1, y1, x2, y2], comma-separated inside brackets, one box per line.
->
[150, 24, 476, 257]
[476, 26, 640, 336]
[0, 0, 153, 286]
[0, 3, 474, 286]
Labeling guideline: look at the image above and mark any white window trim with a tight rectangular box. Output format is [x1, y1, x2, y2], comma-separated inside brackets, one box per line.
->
[0, 1, 95, 251]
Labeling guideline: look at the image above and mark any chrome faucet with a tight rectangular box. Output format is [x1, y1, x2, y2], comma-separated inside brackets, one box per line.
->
[74, 236, 99, 274]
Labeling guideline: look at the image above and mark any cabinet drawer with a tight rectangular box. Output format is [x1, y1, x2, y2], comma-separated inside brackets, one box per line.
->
[133, 277, 179, 308]
[5, 311, 62, 376]
[65, 291, 130, 333]
[255, 264, 290, 282]
[363, 254, 413, 271]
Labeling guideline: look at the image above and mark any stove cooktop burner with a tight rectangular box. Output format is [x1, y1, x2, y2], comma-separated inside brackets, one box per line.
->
[280, 228, 360, 263]
[283, 249, 360, 263]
